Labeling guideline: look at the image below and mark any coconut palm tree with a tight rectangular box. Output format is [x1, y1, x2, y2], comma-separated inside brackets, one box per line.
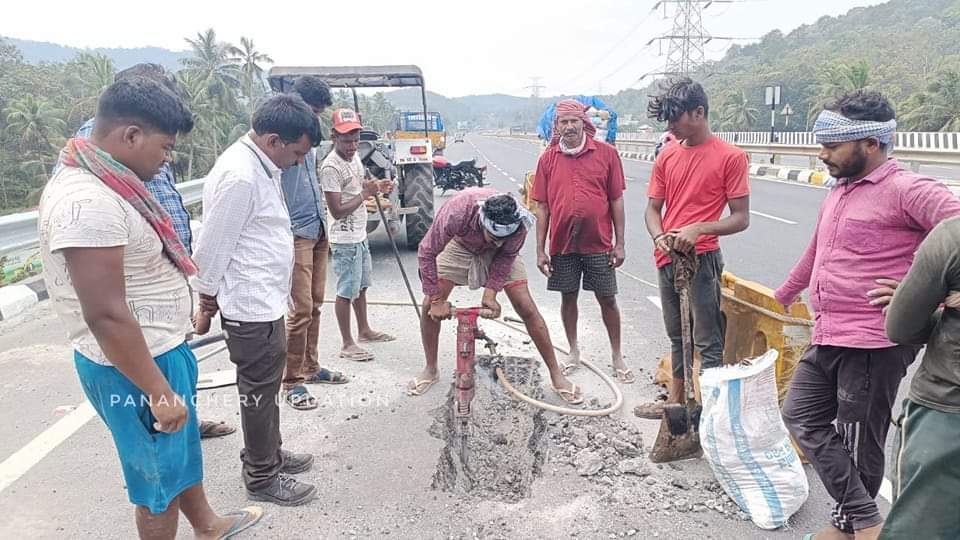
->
[805, 60, 872, 127]
[721, 90, 759, 131]
[181, 28, 241, 110]
[4, 94, 66, 152]
[230, 37, 273, 102]
[68, 53, 115, 123]
[923, 70, 960, 131]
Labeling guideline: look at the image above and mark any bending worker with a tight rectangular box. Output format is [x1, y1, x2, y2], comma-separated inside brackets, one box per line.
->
[406, 188, 583, 405]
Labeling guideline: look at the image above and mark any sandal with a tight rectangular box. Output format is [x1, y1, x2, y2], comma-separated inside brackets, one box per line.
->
[218, 505, 264, 539]
[304, 368, 349, 385]
[199, 420, 236, 439]
[407, 376, 439, 396]
[339, 349, 374, 362]
[284, 385, 317, 410]
[633, 401, 665, 419]
[551, 383, 584, 405]
[358, 331, 396, 343]
[614, 368, 636, 384]
[559, 360, 580, 375]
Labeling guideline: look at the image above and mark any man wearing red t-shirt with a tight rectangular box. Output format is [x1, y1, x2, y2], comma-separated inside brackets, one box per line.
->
[531, 99, 631, 383]
[635, 78, 751, 418]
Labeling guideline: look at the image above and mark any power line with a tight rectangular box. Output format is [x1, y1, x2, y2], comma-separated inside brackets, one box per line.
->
[643, 0, 743, 79]
[555, 5, 661, 92]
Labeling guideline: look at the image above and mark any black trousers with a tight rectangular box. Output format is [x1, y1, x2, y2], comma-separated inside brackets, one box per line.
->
[223, 316, 286, 491]
[782, 344, 918, 532]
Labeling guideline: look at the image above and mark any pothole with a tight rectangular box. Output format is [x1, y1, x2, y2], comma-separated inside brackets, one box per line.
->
[429, 355, 549, 502]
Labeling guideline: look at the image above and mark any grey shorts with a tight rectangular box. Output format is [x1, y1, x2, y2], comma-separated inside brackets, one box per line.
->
[547, 252, 618, 296]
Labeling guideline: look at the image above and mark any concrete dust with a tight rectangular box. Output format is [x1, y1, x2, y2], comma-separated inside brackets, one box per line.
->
[430, 355, 548, 502]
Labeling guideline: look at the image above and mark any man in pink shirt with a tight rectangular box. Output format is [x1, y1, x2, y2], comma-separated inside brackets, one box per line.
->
[776, 91, 960, 540]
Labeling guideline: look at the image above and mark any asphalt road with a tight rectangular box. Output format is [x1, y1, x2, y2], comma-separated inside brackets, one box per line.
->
[0, 133, 902, 539]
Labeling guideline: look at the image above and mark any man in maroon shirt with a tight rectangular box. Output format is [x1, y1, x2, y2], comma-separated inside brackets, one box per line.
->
[531, 100, 630, 383]
[407, 188, 582, 404]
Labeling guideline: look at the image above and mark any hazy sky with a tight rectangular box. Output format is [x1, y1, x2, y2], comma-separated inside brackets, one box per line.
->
[2, 0, 886, 97]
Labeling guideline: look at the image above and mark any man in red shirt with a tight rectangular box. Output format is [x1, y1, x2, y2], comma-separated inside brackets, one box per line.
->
[635, 78, 750, 418]
[531, 99, 630, 383]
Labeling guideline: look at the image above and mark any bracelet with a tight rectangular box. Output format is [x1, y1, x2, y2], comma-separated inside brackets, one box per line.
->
[652, 232, 666, 244]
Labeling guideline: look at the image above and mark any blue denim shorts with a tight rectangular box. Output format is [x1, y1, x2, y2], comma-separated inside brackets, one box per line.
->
[74, 342, 202, 514]
[331, 240, 373, 300]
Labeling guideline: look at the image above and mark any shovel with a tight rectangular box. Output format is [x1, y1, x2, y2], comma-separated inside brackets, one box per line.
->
[650, 248, 703, 463]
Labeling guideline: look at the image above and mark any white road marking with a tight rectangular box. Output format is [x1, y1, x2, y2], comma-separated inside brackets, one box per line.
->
[508, 176, 518, 184]
[647, 296, 662, 310]
[616, 268, 658, 289]
[752, 175, 828, 191]
[880, 477, 893, 503]
[0, 401, 96, 494]
[750, 210, 798, 225]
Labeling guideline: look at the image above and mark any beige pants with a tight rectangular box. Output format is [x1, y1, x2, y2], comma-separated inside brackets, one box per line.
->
[436, 239, 527, 289]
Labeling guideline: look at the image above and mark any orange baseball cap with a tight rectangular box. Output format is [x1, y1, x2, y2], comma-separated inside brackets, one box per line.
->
[331, 108, 363, 134]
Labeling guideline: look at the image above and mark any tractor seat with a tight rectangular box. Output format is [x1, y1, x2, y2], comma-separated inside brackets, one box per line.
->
[450, 159, 476, 170]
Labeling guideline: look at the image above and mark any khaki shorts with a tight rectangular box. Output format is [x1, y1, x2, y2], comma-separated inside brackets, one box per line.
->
[436, 239, 527, 289]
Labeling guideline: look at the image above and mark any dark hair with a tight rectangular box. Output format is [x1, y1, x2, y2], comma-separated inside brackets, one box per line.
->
[252, 94, 322, 146]
[482, 194, 520, 225]
[292, 76, 333, 110]
[826, 90, 895, 122]
[647, 77, 709, 122]
[826, 90, 895, 149]
[115, 63, 180, 96]
[96, 77, 194, 135]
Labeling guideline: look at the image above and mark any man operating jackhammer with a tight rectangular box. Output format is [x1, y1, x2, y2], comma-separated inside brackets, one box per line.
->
[407, 188, 583, 404]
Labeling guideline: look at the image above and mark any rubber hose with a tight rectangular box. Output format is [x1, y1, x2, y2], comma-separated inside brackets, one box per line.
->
[334, 299, 624, 416]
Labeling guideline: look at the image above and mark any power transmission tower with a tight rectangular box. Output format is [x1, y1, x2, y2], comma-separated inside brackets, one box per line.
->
[525, 77, 546, 99]
[645, 0, 736, 79]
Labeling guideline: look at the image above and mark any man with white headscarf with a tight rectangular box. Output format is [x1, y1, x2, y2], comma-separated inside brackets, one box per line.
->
[408, 188, 582, 404]
[775, 91, 960, 540]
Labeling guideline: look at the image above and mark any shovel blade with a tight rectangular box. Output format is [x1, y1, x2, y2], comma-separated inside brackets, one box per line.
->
[649, 402, 703, 463]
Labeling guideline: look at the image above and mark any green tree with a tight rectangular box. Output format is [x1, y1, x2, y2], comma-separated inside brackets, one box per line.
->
[720, 90, 759, 131]
[902, 70, 960, 131]
[4, 94, 66, 152]
[230, 37, 273, 102]
[181, 28, 241, 110]
[67, 52, 115, 124]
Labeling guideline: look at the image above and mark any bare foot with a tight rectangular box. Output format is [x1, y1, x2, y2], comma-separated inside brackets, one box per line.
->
[854, 523, 882, 540]
[808, 525, 855, 540]
[358, 330, 396, 343]
[560, 346, 581, 374]
[196, 506, 263, 540]
[407, 367, 440, 396]
[550, 371, 576, 393]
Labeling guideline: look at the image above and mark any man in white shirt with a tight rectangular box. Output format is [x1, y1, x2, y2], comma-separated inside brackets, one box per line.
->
[40, 77, 261, 538]
[193, 94, 321, 507]
[320, 109, 395, 362]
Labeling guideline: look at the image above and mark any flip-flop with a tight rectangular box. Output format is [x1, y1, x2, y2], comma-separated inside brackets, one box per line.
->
[559, 360, 580, 375]
[304, 368, 349, 385]
[358, 332, 396, 343]
[407, 376, 439, 396]
[614, 368, 636, 384]
[199, 420, 236, 439]
[218, 505, 264, 539]
[339, 350, 375, 362]
[551, 383, 584, 405]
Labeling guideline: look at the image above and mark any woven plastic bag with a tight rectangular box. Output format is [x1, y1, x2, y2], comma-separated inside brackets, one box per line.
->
[699, 349, 809, 530]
